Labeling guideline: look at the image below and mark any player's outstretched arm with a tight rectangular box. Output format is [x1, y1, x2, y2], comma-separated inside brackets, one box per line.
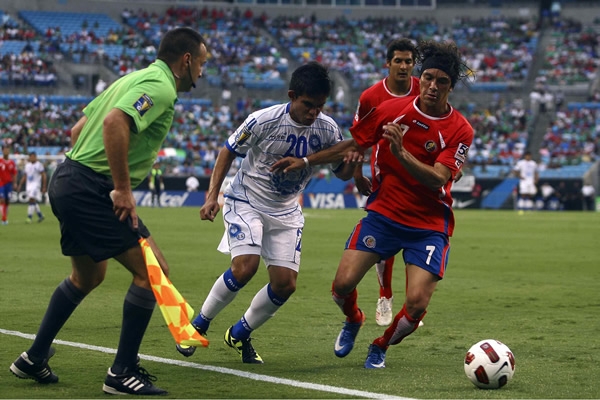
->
[271, 139, 361, 173]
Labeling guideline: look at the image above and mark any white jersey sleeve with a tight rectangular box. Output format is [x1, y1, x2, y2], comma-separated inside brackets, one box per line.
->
[224, 103, 343, 214]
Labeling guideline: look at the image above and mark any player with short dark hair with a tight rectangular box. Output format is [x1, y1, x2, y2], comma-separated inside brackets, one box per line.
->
[352, 38, 420, 327]
[175, 61, 357, 363]
[9, 27, 208, 395]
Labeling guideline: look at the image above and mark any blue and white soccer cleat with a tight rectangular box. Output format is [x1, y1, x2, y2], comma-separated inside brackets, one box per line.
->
[364, 344, 387, 369]
[333, 309, 365, 358]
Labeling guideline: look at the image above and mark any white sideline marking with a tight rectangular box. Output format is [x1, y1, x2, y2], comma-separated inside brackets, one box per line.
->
[2, 328, 414, 400]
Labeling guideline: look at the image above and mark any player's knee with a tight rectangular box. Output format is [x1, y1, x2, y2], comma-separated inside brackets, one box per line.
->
[405, 294, 428, 319]
[131, 272, 152, 290]
[231, 259, 260, 284]
[332, 279, 354, 296]
[271, 280, 296, 298]
[71, 274, 104, 294]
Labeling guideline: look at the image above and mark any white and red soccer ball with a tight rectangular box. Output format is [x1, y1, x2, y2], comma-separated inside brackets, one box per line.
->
[464, 339, 515, 389]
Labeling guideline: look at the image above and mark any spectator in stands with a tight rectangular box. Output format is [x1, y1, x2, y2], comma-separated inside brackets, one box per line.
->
[551, 1, 562, 24]
[175, 61, 356, 364]
[513, 150, 539, 212]
[9, 27, 208, 396]
[530, 88, 543, 113]
[335, 86, 345, 104]
[351, 38, 421, 328]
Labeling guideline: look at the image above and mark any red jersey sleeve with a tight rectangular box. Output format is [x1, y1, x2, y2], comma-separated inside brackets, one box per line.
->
[350, 97, 413, 149]
[434, 113, 474, 180]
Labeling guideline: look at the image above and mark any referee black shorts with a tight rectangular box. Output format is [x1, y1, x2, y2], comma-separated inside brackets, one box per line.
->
[48, 158, 150, 263]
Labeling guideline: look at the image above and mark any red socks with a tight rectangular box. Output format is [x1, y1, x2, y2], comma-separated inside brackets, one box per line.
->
[373, 304, 426, 348]
[331, 283, 362, 323]
[378, 256, 395, 299]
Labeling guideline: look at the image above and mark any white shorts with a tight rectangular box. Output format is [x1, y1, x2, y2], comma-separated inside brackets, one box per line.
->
[519, 180, 537, 196]
[26, 186, 42, 202]
[217, 198, 304, 271]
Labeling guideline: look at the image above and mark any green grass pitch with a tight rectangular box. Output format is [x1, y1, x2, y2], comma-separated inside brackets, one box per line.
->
[0, 205, 599, 398]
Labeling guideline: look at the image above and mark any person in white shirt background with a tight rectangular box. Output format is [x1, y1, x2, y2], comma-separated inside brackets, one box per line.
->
[513, 150, 539, 212]
[16, 152, 46, 223]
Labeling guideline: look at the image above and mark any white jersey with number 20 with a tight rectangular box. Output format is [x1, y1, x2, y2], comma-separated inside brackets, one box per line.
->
[224, 103, 344, 214]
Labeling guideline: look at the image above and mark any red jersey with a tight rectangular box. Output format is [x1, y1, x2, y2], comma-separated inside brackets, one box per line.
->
[0, 158, 17, 186]
[354, 76, 421, 193]
[354, 76, 421, 123]
[350, 96, 474, 236]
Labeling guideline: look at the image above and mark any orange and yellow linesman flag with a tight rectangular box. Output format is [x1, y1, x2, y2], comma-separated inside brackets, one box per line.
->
[139, 238, 209, 348]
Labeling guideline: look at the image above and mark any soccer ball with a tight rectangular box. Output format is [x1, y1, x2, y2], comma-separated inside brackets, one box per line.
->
[464, 339, 515, 389]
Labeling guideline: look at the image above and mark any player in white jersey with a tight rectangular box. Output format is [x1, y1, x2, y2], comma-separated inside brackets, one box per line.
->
[513, 150, 539, 211]
[17, 152, 47, 223]
[176, 62, 357, 363]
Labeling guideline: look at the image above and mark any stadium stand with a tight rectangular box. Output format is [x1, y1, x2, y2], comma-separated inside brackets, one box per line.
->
[0, 0, 598, 209]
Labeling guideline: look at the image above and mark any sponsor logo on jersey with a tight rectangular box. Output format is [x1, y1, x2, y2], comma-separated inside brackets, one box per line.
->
[266, 133, 287, 141]
[413, 119, 430, 130]
[424, 140, 437, 152]
[363, 235, 376, 249]
[133, 94, 154, 117]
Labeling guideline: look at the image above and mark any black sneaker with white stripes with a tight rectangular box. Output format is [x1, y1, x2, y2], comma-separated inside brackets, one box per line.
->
[102, 366, 167, 395]
[10, 351, 58, 384]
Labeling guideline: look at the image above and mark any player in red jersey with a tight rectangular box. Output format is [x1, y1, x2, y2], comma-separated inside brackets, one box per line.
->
[272, 40, 473, 368]
[352, 38, 421, 327]
[0, 146, 18, 225]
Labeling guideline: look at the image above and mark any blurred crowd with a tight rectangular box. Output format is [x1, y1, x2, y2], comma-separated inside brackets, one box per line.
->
[1, 94, 597, 177]
[2, 6, 597, 90]
[0, 6, 599, 177]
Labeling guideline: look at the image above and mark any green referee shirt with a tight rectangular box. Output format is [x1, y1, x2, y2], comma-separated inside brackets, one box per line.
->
[66, 60, 177, 188]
